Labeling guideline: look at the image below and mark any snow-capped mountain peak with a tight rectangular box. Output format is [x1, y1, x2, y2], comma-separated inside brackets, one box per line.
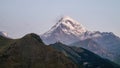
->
[40, 16, 87, 45]
[58, 16, 80, 25]
[40, 16, 120, 64]
[47, 16, 86, 36]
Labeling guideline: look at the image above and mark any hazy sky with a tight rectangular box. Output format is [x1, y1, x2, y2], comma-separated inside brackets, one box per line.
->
[0, 0, 120, 38]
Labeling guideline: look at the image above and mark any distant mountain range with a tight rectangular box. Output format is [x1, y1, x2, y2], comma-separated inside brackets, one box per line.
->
[40, 16, 120, 64]
[0, 16, 120, 68]
[71, 31, 120, 64]
[0, 33, 120, 68]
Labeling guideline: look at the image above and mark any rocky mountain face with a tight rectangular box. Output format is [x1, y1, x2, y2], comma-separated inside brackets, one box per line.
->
[71, 31, 120, 64]
[0, 33, 77, 68]
[51, 42, 120, 68]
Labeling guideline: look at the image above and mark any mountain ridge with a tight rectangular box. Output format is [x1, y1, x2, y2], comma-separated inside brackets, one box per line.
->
[0, 33, 77, 68]
[40, 16, 120, 65]
[51, 42, 120, 68]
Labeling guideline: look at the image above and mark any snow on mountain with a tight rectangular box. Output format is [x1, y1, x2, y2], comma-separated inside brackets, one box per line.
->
[78, 31, 120, 51]
[40, 16, 86, 45]
[0, 31, 8, 37]
[40, 16, 120, 64]
[71, 31, 120, 64]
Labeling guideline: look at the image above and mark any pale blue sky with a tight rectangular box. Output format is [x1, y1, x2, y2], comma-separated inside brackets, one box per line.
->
[0, 0, 120, 38]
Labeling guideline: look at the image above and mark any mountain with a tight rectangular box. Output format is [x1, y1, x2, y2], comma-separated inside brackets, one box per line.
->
[40, 16, 120, 65]
[40, 16, 86, 45]
[51, 42, 120, 68]
[71, 31, 120, 64]
[0, 33, 120, 68]
[71, 38, 110, 58]
[0, 33, 77, 68]
[0, 31, 8, 37]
